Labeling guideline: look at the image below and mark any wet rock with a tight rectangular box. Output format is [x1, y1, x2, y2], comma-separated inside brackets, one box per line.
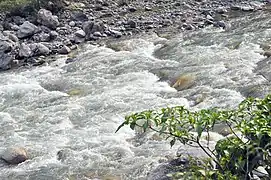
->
[254, 58, 271, 82]
[1, 147, 27, 165]
[66, 57, 77, 64]
[37, 9, 59, 29]
[17, 21, 38, 39]
[263, 51, 271, 57]
[170, 74, 196, 91]
[0, 52, 14, 70]
[147, 158, 188, 180]
[260, 43, 270, 51]
[214, 20, 230, 29]
[58, 45, 71, 54]
[19, 43, 32, 58]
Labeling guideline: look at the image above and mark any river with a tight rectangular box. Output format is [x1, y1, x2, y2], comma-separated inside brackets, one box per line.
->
[0, 10, 270, 180]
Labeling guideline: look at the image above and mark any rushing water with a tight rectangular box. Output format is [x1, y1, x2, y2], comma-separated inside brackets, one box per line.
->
[0, 11, 270, 180]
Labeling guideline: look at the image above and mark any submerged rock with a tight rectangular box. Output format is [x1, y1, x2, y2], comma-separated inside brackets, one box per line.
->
[1, 147, 28, 165]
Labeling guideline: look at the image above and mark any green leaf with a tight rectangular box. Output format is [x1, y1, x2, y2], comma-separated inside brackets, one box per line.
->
[130, 122, 136, 130]
[115, 122, 126, 133]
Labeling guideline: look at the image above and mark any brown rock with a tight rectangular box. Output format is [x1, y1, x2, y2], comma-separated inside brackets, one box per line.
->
[1, 147, 28, 165]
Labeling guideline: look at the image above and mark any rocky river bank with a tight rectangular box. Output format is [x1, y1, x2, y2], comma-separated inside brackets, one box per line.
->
[0, 0, 268, 71]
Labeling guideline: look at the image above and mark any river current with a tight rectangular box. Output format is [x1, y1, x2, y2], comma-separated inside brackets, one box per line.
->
[0, 11, 270, 180]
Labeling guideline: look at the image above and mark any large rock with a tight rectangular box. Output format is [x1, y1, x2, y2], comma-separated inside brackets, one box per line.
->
[0, 33, 14, 53]
[83, 21, 105, 40]
[19, 43, 32, 58]
[74, 29, 86, 38]
[0, 52, 14, 71]
[29, 43, 50, 56]
[37, 9, 59, 29]
[17, 21, 38, 39]
[36, 43, 50, 55]
[0, 40, 13, 53]
[1, 147, 28, 165]
[170, 74, 196, 91]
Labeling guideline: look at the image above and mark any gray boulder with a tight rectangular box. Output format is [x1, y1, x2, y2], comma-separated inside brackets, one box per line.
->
[36, 43, 50, 55]
[0, 33, 14, 53]
[2, 31, 19, 42]
[0, 40, 13, 53]
[19, 43, 32, 58]
[83, 21, 104, 40]
[0, 52, 14, 71]
[37, 9, 59, 29]
[1, 147, 28, 165]
[30, 43, 50, 56]
[17, 21, 38, 39]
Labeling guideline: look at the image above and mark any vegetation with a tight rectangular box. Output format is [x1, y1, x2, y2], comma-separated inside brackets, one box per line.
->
[0, 0, 34, 11]
[0, 0, 63, 12]
[116, 94, 271, 179]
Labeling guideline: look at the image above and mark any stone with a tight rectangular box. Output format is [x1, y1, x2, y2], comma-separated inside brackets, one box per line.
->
[214, 21, 230, 30]
[17, 21, 38, 39]
[19, 43, 32, 58]
[37, 9, 59, 29]
[109, 29, 122, 38]
[70, 11, 89, 22]
[83, 21, 104, 40]
[129, 7, 137, 12]
[50, 31, 58, 40]
[0, 40, 13, 53]
[263, 51, 271, 57]
[93, 31, 102, 37]
[69, 21, 76, 27]
[7, 33, 19, 42]
[40, 33, 51, 42]
[34, 43, 50, 55]
[74, 29, 86, 38]
[0, 52, 13, 71]
[127, 20, 137, 28]
[170, 74, 196, 91]
[58, 45, 71, 54]
[11, 25, 20, 31]
[1, 147, 28, 165]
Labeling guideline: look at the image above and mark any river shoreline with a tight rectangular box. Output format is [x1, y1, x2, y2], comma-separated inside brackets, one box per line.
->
[0, 0, 268, 71]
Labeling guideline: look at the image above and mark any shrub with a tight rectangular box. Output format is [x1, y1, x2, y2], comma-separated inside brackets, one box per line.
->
[116, 94, 271, 179]
[0, 0, 32, 11]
